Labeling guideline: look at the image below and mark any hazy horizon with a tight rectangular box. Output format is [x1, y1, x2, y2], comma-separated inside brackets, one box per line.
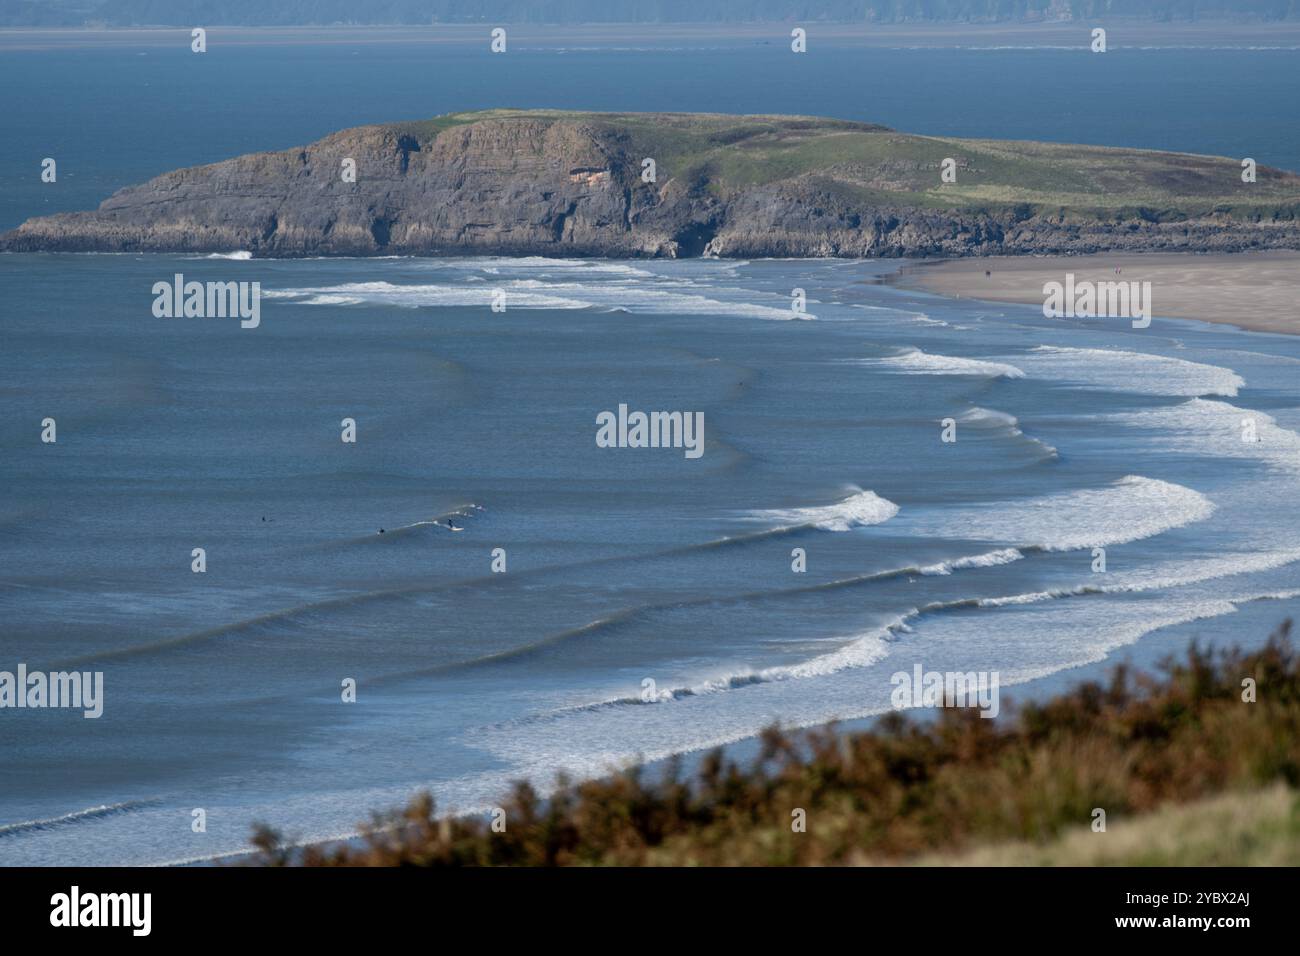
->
[5, 0, 1300, 28]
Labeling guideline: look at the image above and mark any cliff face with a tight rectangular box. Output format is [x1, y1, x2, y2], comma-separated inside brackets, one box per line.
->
[4, 111, 1299, 258]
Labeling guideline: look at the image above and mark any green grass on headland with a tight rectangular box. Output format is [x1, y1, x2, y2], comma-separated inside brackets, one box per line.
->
[917, 783, 1300, 866]
[248, 622, 1300, 866]
[389, 110, 1299, 220]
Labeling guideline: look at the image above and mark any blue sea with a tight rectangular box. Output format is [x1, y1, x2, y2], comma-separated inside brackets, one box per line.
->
[2, 32, 1299, 865]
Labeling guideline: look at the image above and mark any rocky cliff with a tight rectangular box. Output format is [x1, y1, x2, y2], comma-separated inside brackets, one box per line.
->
[4, 110, 1299, 258]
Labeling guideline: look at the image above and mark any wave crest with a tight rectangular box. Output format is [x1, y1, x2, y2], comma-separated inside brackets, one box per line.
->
[867, 346, 1024, 379]
[748, 488, 900, 532]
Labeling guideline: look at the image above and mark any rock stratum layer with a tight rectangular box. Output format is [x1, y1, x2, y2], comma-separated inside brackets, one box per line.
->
[4, 110, 1300, 258]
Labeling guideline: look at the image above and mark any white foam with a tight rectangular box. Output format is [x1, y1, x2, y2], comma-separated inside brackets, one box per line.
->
[748, 488, 900, 532]
[638, 615, 908, 702]
[917, 547, 1025, 575]
[1111, 398, 1300, 473]
[757, 616, 904, 680]
[451, 257, 657, 278]
[299, 294, 365, 306]
[958, 405, 1020, 428]
[505, 278, 803, 320]
[867, 346, 1023, 379]
[1102, 546, 1300, 595]
[867, 544, 1300, 613]
[905, 475, 1215, 552]
[0, 800, 157, 837]
[266, 276, 799, 320]
[264, 281, 592, 310]
[852, 307, 952, 328]
[668, 551, 1024, 692]
[1021, 346, 1244, 397]
[354, 256, 657, 278]
[1248, 588, 1300, 602]
[956, 406, 1058, 457]
[465, 591, 1262, 834]
[951, 596, 1248, 684]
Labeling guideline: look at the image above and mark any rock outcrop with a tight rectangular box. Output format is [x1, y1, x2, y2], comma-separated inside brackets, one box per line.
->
[4, 110, 1298, 258]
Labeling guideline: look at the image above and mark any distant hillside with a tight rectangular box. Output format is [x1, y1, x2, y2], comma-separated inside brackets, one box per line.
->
[4, 109, 1298, 259]
[5, 0, 1300, 27]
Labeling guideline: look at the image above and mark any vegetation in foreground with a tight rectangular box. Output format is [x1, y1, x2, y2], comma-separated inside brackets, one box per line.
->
[248, 623, 1299, 866]
[921, 783, 1300, 866]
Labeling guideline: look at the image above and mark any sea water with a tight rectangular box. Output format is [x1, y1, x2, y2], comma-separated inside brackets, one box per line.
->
[1, 35, 1298, 865]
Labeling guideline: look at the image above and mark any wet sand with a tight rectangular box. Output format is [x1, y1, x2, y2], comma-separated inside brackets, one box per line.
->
[895, 251, 1300, 335]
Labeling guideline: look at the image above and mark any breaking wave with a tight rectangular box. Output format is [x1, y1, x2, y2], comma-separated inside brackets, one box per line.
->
[265, 273, 800, 320]
[867, 346, 1024, 379]
[1021, 345, 1244, 397]
[904, 475, 1216, 552]
[747, 488, 900, 532]
[1111, 398, 1300, 473]
[0, 800, 161, 838]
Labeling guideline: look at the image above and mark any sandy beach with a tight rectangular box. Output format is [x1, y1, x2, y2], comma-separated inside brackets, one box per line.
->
[895, 251, 1300, 335]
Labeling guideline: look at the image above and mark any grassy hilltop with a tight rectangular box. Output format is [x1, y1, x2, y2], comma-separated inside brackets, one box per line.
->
[402, 109, 1300, 219]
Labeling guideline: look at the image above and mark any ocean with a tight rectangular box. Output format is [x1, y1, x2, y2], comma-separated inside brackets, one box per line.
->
[2, 32, 1299, 865]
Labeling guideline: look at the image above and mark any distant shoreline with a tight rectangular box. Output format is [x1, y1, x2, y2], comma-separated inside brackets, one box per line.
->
[5, 20, 1300, 51]
[892, 250, 1300, 336]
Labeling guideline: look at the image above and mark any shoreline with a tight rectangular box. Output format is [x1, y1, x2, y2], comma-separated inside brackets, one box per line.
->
[132, 245, 1300, 865]
[891, 250, 1300, 336]
[211, 250, 1300, 865]
[14, 246, 1295, 865]
[214, 604, 1295, 866]
[205, 599, 1295, 867]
